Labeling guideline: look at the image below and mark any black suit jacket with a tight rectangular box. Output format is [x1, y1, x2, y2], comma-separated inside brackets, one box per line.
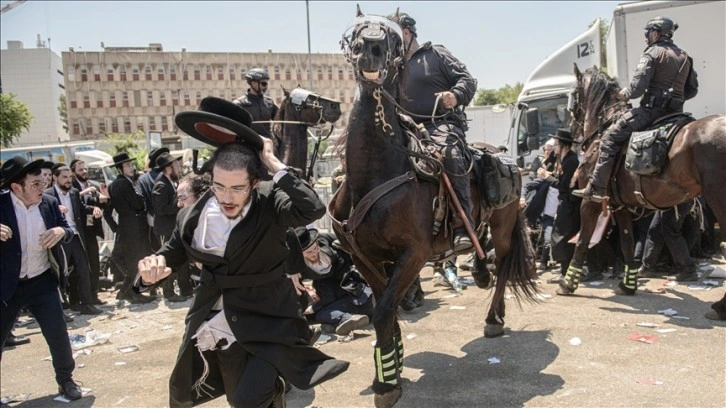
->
[107, 175, 150, 260]
[45, 186, 92, 243]
[152, 173, 179, 238]
[72, 179, 105, 238]
[0, 191, 73, 301]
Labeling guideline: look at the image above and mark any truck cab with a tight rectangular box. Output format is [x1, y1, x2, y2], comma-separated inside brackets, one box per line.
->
[508, 20, 601, 174]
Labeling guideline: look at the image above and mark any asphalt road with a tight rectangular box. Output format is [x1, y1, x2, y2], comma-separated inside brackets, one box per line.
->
[2, 256, 725, 408]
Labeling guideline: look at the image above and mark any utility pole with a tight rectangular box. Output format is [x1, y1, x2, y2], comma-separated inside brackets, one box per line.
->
[306, 0, 313, 90]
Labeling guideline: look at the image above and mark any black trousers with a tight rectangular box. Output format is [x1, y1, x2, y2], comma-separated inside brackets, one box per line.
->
[642, 201, 694, 273]
[1, 271, 76, 385]
[65, 234, 95, 305]
[158, 234, 194, 298]
[82, 229, 101, 296]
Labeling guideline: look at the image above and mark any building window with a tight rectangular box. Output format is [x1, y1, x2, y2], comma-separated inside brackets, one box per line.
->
[195, 91, 202, 105]
[81, 67, 88, 81]
[67, 65, 76, 82]
[348, 66, 354, 80]
[296, 68, 302, 81]
[149, 116, 156, 131]
[240, 66, 247, 78]
[170, 65, 177, 81]
[206, 65, 213, 81]
[111, 117, 119, 133]
[136, 116, 145, 132]
[119, 65, 127, 81]
[229, 65, 236, 80]
[72, 120, 80, 135]
[183, 67, 189, 81]
[132, 66, 139, 81]
[133, 90, 141, 107]
[274, 66, 280, 80]
[317, 66, 323, 81]
[85, 120, 93, 136]
[69, 93, 77, 109]
[184, 91, 191, 106]
[109, 92, 116, 108]
[160, 91, 167, 106]
[217, 66, 224, 80]
[172, 90, 179, 105]
[122, 91, 129, 107]
[194, 65, 201, 81]
[158, 66, 165, 81]
[99, 119, 106, 134]
[83, 94, 90, 108]
[96, 92, 103, 108]
[145, 65, 153, 81]
[93, 65, 101, 81]
[285, 67, 291, 81]
[161, 117, 169, 131]
[328, 66, 333, 80]
[338, 67, 344, 80]
[107, 67, 114, 81]
[147, 90, 154, 106]
[123, 117, 131, 133]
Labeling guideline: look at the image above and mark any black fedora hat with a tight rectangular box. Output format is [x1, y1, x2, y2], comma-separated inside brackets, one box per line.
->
[1, 156, 45, 189]
[148, 147, 170, 168]
[155, 152, 182, 170]
[112, 152, 134, 167]
[294, 226, 319, 250]
[39, 160, 55, 170]
[175, 97, 263, 150]
[549, 128, 578, 144]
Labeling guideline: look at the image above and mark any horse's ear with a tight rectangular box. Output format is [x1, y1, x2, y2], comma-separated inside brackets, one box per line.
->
[574, 63, 581, 81]
[282, 86, 290, 97]
[592, 65, 599, 73]
[356, 4, 363, 17]
[395, 7, 400, 19]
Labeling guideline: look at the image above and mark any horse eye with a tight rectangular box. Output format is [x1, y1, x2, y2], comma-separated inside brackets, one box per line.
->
[330, 103, 339, 110]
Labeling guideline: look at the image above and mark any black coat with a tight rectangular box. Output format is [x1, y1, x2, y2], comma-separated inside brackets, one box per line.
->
[146, 172, 348, 407]
[0, 191, 72, 301]
[152, 173, 178, 239]
[107, 175, 151, 264]
[549, 151, 582, 263]
[72, 179, 105, 238]
[44, 186, 92, 244]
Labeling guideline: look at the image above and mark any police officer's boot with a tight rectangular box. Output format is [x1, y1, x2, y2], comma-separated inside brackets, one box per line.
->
[451, 177, 474, 253]
[572, 155, 614, 202]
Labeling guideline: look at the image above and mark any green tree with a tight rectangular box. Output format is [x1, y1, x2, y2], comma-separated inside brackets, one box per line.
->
[58, 94, 69, 134]
[589, 18, 609, 72]
[473, 82, 524, 106]
[0, 93, 34, 148]
[106, 131, 148, 169]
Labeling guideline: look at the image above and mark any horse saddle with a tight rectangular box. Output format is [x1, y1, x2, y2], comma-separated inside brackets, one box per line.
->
[624, 113, 695, 176]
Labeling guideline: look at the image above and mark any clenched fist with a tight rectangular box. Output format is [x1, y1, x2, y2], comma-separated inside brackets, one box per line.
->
[138, 255, 172, 285]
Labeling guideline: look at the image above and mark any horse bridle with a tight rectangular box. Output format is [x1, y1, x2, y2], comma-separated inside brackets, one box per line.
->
[341, 14, 406, 82]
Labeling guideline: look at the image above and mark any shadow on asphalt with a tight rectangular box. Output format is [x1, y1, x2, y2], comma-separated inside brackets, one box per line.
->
[397, 329, 562, 407]
[9, 394, 97, 407]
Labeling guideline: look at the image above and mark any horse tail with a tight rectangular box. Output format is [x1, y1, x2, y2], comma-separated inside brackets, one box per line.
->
[492, 208, 540, 307]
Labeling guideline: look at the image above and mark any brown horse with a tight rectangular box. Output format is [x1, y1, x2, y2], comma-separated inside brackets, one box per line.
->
[329, 8, 538, 407]
[271, 87, 342, 179]
[558, 64, 726, 296]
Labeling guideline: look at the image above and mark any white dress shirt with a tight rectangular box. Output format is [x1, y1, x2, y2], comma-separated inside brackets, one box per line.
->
[11, 192, 51, 279]
[54, 185, 78, 234]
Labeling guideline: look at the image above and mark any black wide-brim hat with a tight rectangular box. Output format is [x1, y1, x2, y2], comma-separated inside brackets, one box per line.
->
[155, 152, 182, 170]
[175, 97, 263, 150]
[549, 128, 578, 144]
[112, 152, 134, 167]
[1, 156, 45, 189]
[294, 226, 319, 250]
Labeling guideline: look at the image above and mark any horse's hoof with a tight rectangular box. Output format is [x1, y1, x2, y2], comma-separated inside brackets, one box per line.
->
[555, 282, 576, 296]
[472, 270, 494, 289]
[374, 388, 402, 408]
[484, 323, 504, 338]
[614, 282, 637, 296]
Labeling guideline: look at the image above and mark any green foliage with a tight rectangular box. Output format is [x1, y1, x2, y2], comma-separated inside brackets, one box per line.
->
[589, 18, 609, 71]
[0, 93, 34, 148]
[473, 82, 524, 106]
[106, 131, 147, 169]
[58, 94, 69, 134]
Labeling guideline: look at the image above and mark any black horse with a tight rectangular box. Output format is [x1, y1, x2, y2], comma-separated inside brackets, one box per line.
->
[271, 87, 342, 179]
[329, 8, 538, 407]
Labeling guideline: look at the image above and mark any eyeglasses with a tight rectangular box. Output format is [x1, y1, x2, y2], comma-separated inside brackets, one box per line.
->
[21, 180, 45, 190]
[210, 184, 251, 197]
[259, 81, 269, 87]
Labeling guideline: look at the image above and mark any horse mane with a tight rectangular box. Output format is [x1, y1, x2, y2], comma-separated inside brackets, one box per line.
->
[583, 67, 621, 123]
[272, 95, 288, 141]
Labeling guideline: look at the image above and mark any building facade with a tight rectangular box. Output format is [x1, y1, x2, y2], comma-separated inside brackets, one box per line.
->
[1, 40, 69, 147]
[61, 44, 358, 148]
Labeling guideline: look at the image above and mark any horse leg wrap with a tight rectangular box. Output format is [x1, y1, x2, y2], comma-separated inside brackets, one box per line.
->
[562, 264, 583, 291]
[373, 341, 401, 391]
[617, 265, 638, 295]
[394, 333, 404, 374]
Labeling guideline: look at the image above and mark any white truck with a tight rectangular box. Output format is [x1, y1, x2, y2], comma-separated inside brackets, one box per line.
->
[506, 0, 725, 171]
[464, 104, 513, 149]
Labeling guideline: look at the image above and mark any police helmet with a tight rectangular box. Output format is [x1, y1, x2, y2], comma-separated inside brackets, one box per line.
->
[245, 68, 270, 82]
[386, 12, 417, 35]
[644, 16, 678, 38]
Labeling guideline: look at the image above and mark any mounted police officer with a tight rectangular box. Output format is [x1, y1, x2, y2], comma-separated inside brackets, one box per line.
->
[233, 68, 279, 139]
[387, 11, 478, 251]
[573, 16, 699, 202]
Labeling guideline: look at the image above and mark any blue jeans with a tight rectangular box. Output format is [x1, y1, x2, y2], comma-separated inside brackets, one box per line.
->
[1, 271, 75, 384]
[540, 215, 555, 264]
[314, 296, 373, 326]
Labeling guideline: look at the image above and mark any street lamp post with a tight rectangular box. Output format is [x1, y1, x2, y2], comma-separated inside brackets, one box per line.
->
[306, 0, 313, 91]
